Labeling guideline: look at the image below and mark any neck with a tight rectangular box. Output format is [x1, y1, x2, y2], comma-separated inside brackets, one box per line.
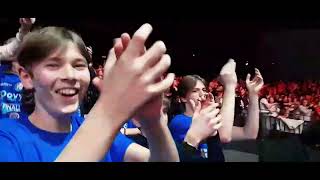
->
[29, 106, 72, 133]
[184, 104, 194, 117]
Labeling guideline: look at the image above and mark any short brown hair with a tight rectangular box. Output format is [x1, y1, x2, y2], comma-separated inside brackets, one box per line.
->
[17, 26, 91, 72]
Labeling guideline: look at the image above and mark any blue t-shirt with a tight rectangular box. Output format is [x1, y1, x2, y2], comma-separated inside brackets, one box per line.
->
[169, 114, 208, 155]
[0, 64, 11, 74]
[0, 113, 133, 162]
[169, 114, 225, 161]
[0, 73, 24, 120]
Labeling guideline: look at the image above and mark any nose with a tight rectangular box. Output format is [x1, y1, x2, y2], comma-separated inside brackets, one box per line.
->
[60, 64, 77, 82]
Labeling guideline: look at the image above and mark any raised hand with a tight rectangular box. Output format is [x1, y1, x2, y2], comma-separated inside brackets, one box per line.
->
[218, 59, 237, 88]
[246, 68, 264, 95]
[19, 18, 35, 33]
[86, 46, 93, 59]
[185, 99, 222, 148]
[201, 92, 215, 110]
[99, 23, 174, 125]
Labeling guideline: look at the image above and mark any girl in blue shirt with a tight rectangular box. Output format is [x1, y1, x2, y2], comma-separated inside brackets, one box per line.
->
[169, 60, 264, 161]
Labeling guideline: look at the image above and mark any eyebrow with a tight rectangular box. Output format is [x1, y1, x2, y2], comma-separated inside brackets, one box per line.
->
[46, 57, 87, 64]
[73, 58, 88, 64]
[193, 87, 206, 90]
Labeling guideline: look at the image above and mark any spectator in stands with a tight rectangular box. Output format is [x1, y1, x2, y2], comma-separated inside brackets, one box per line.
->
[298, 99, 313, 121]
[274, 94, 280, 103]
[234, 85, 249, 126]
[214, 85, 224, 108]
[95, 65, 104, 79]
[260, 96, 279, 116]
[0, 18, 35, 73]
[0, 18, 35, 120]
[278, 108, 290, 119]
[277, 80, 286, 95]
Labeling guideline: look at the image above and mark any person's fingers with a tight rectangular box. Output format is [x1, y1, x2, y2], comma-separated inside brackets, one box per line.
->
[147, 73, 175, 95]
[220, 58, 236, 75]
[206, 109, 220, 120]
[121, 33, 131, 51]
[255, 68, 263, 80]
[114, 38, 124, 60]
[140, 41, 166, 68]
[208, 92, 215, 102]
[122, 23, 152, 59]
[30, 18, 36, 24]
[246, 73, 251, 84]
[209, 114, 222, 127]
[20, 18, 32, 25]
[190, 99, 196, 112]
[103, 48, 117, 76]
[255, 68, 261, 76]
[190, 99, 202, 116]
[202, 103, 219, 114]
[142, 54, 171, 83]
[212, 121, 223, 130]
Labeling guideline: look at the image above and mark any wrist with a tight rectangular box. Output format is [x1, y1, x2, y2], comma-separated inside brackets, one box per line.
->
[20, 26, 30, 34]
[182, 141, 198, 155]
[184, 130, 201, 149]
[16, 28, 29, 42]
[140, 120, 163, 135]
[224, 85, 236, 93]
[248, 93, 259, 98]
[91, 97, 128, 131]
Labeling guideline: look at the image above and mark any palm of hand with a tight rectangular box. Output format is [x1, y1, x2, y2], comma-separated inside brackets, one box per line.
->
[134, 95, 163, 127]
[246, 68, 264, 94]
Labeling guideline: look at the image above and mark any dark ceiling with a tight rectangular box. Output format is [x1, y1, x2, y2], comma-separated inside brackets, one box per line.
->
[1, 17, 319, 82]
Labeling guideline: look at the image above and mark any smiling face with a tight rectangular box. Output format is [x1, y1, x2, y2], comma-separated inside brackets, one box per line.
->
[17, 27, 91, 116]
[22, 42, 90, 115]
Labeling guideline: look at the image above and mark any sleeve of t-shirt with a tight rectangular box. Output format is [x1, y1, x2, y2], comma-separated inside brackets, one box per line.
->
[109, 133, 133, 162]
[0, 132, 22, 162]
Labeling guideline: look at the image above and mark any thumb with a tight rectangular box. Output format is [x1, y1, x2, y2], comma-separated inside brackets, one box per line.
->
[246, 73, 251, 84]
[193, 100, 201, 115]
[208, 92, 214, 102]
[104, 48, 117, 76]
[190, 99, 196, 112]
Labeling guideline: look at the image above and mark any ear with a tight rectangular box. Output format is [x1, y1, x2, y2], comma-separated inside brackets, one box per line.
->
[18, 66, 34, 90]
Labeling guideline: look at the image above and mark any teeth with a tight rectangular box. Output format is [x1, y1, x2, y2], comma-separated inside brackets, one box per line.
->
[57, 89, 77, 96]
